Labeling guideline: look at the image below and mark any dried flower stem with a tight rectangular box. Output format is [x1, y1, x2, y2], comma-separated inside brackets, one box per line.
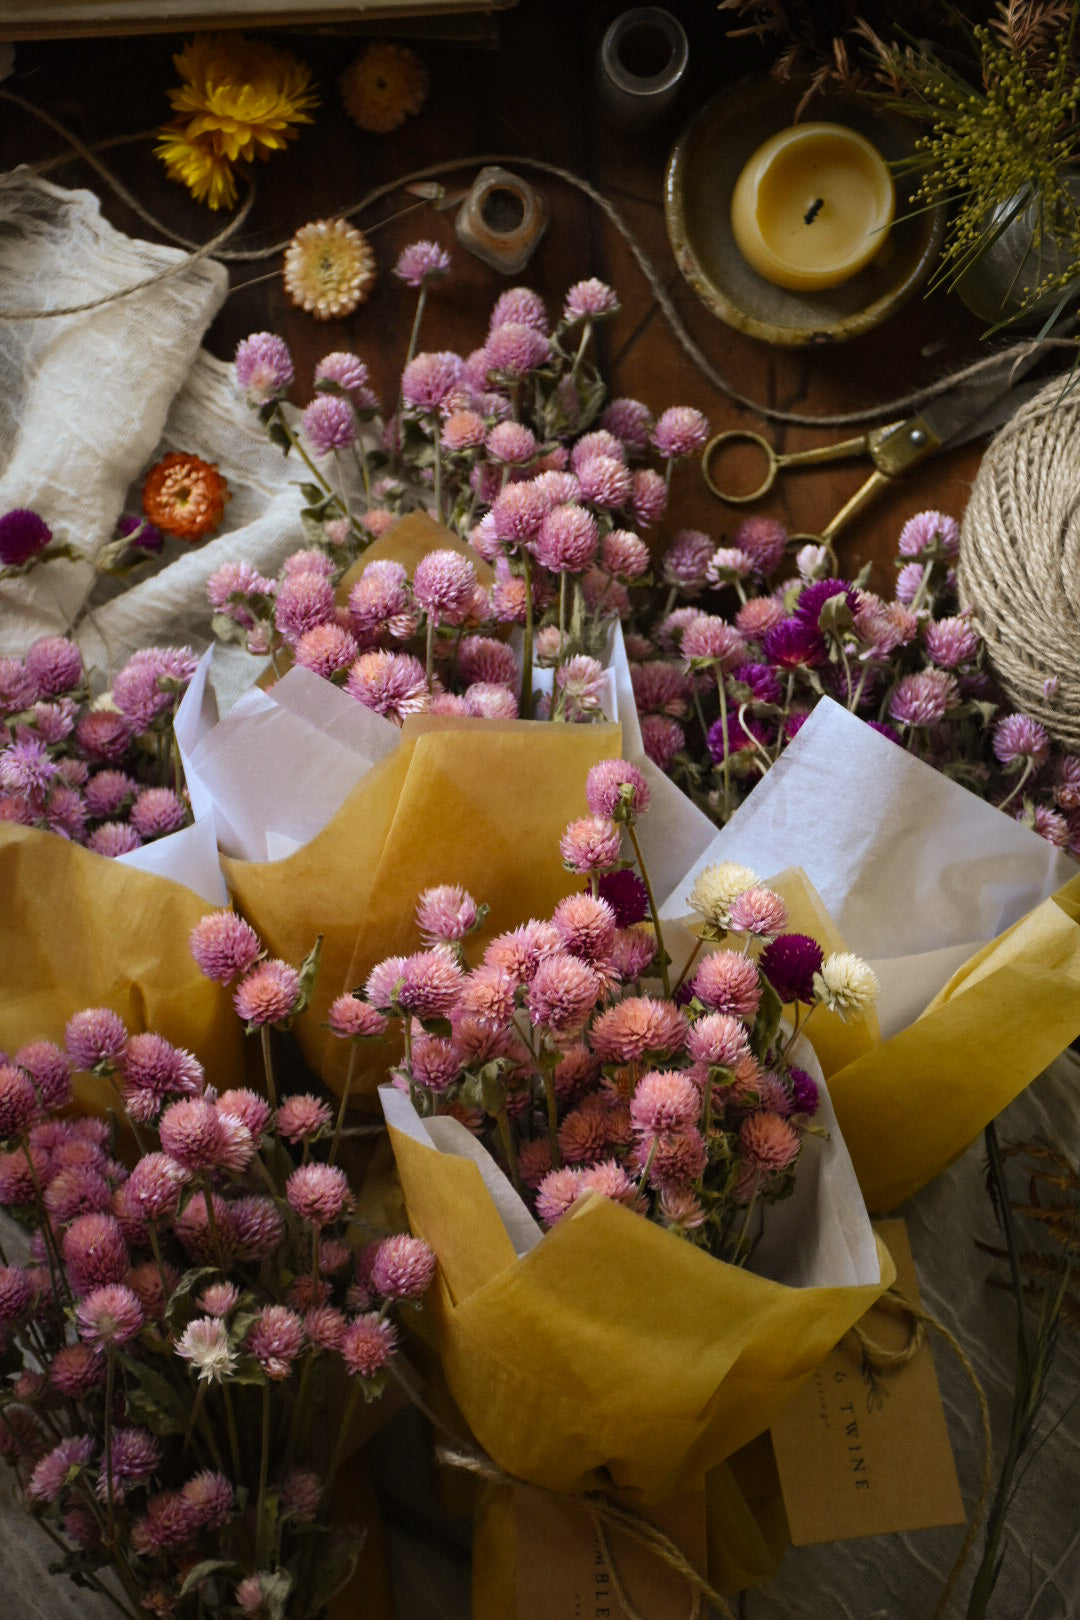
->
[260, 1025, 279, 1112]
[20, 1140, 70, 1308]
[541, 1070, 562, 1169]
[329, 1041, 360, 1167]
[624, 821, 670, 998]
[520, 552, 535, 717]
[405, 285, 428, 371]
[255, 1382, 273, 1566]
[104, 1346, 117, 1540]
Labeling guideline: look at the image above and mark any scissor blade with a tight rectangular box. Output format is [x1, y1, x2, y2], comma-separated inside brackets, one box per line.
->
[917, 351, 1067, 451]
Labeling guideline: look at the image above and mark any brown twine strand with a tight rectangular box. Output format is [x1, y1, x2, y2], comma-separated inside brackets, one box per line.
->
[1, 84, 1068, 430]
[958, 374, 1080, 750]
[849, 1286, 995, 1620]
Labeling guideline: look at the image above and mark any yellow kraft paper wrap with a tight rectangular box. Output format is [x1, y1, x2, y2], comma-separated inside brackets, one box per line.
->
[0, 823, 243, 1107]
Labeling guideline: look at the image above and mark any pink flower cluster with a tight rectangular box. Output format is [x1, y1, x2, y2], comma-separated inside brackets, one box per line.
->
[0, 637, 196, 855]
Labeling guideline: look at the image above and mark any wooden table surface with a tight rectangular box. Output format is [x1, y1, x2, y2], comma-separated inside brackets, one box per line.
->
[1, 0, 999, 591]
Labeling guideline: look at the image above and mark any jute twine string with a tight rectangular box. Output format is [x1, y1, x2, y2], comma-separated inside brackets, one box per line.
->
[393, 1281, 992, 1620]
[959, 374, 1080, 751]
[1, 85, 1066, 431]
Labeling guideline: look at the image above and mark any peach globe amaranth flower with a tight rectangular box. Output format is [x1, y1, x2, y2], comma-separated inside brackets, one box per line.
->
[340, 41, 429, 133]
[559, 815, 622, 875]
[284, 219, 376, 320]
[142, 453, 230, 542]
[233, 959, 301, 1028]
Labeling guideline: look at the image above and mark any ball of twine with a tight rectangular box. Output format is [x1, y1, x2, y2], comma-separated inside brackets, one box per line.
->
[959, 375, 1080, 750]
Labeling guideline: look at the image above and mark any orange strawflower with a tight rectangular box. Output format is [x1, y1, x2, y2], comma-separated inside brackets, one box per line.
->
[339, 43, 428, 134]
[142, 453, 230, 542]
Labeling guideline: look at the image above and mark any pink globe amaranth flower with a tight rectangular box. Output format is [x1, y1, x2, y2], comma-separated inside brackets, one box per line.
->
[600, 397, 653, 453]
[131, 1489, 202, 1554]
[0, 793, 34, 828]
[590, 998, 688, 1064]
[174, 1191, 238, 1265]
[122, 1031, 204, 1102]
[25, 635, 82, 698]
[302, 393, 356, 457]
[182, 1469, 234, 1530]
[442, 407, 487, 452]
[28, 1434, 96, 1503]
[687, 1011, 751, 1070]
[230, 1195, 285, 1261]
[83, 770, 136, 819]
[706, 546, 755, 586]
[327, 993, 389, 1040]
[0, 507, 52, 567]
[575, 454, 633, 510]
[315, 349, 372, 402]
[49, 1343, 105, 1398]
[411, 1033, 463, 1093]
[247, 1304, 305, 1379]
[895, 561, 926, 606]
[1025, 804, 1070, 846]
[924, 615, 980, 668]
[0, 656, 35, 714]
[347, 557, 409, 632]
[993, 712, 1051, 768]
[277, 1094, 333, 1145]
[563, 278, 619, 321]
[483, 919, 561, 986]
[76, 1283, 144, 1348]
[76, 709, 135, 762]
[394, 237, 451, 286]
[206, 559, 276, 627]
[281, 1467, 323, 1522]
[486, 419, 539, 465]
[293, 622, 359, 682]
[32, 696, 77, 745]
[397, 946, 465, 1017]
[0, 1264, 33, 1325]
[415, 883, 480, 945]
[401, 350, 464, 411]
[65, 1007, 127, 1072]
[129, 786, 186, 839]
[341, 1311, 398, 1378]
[347, 649, 429, 722]
[660, 528, 716, 590]
[733, 598, 784, 642]
[651, 406, 709, 459]
[158, 1097, 228, 1172]
[740, 1110, 801, 1172]
[555, 656, 606, 714]
[630, 1070, 701, 1134]
[533, 503, 598, 573]
[580, 1158, 641, 1209]
[585, 758, 651, 821]
[96, 1426, 160, 1502]
[681, 615, 746, 668]
[413, 549, 477, 622]
[558, 1096, 610, 1165]
[693, 951, 762, 1019]
[370, 1233, 437, 1299]
[111, 647, 197, 729]
[552, 892, 617, 964]
[302, 1303, 345, 1352]
[484, 322, 550, 379]
[610, 925, 657, 981]
[191, 913, 263, 984]
[733, 516, 788, 576]
[460, 963, 518, 1028]
[235, 332, 293, 405]
[0, 734, 56, 801]
[456, 637, 516, 690]
[526, 951, 602, 1033]
[535, 1165, 586, 1225]
[629, 467, 667, 528]
[0, 1142, 45, 1204]
[62, 1213, 129, 1296]
[897, 510, 959, 559]
[560, 814, 621, 875]
[727, 887, 788, 939]
[889, 669, 958, 727]
[46, 1163, 113, 1223]
[489, 286, 549, 333]
[517, 1137, 553, 1189]
[640, 714, 686, 774]
[0, 1063, 39, 1139]
[286, 1163, 353, 1228]
[43, 782, 85, 840]
[275, 569, 336, 645]
[634, 1124, 708, 1193]
[233, 959, 301, 1028]
[759, 933, 824, 1004]
[601, 528, 649, 579]
[14, 1040, 72, 1110]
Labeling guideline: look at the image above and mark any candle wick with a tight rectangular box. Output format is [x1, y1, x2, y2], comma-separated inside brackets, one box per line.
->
[804, 198, 824, 224]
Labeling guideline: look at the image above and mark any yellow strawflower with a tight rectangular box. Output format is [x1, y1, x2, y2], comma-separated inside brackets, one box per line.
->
[155, 125, 238, 211]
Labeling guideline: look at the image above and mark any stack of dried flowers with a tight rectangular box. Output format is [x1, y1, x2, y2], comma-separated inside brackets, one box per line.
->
[0, 914, 433, 1618]
[360, 759, 876, 1264]
[634, 508, 1080, 851]
[0, 633, 197, 856]
[221, 263, 708, 720]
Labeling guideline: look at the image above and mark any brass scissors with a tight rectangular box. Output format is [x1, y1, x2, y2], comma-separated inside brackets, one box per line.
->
[700, 360, 1053, 548]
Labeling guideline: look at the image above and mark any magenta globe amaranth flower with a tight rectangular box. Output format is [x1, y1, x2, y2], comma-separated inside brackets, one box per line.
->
[759, 933, 824, 1004]
[0, 508, 52, 567]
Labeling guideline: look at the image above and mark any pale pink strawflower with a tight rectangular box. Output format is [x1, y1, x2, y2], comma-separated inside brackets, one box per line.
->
[993, 712, 1051, 768]
[680, 615, 746, 667]
[486, 420, 539, 464]
[233, 959, 300, 1027]
[28, 1435, 96, 1503]
[889, 669, 958, 727]
[693, 950, 762, 1018]
[740, 1110, 801, 1172]
[651, 406, 708, 458]
[489, 286, 549, 333]
[726, 887, 788, 939]
[275, 569, 336, 645]
[600, 397, 652, 453]
[327, 994, 389, 1039]
[416, 883, 480, 944]
[341, 1311, 397, 1377]
[76, 1283, 144, 1348]
[552, 893, 617, 963]
[370, 1233, 437, 1299]
[585, 757, 650, 820]
[526, 952, 601, 1033]
[590, 998, 687, 1064]
[294, 622, 359, 680]
[563, 278, 619, 321]
[535, 1165, 585, 1225]
[235, 332, 293, 405]
[484, 322, 551, 381]
[62, 1213, 128, 1296]
[464, 681, 519, 718]
[65, 1007, 127, 1072]
[394, 238, 451, 287]
[533, 503, 598, 573]
[248, 1305, 305, 1379]
[402, 350, 463, 410]
[560, 815, 621, 874]
[230, 1196, 285, 1261]
[347, 650, 429, 722]
[923, 615, 980, 668]
[287, 1163, 353, 1227]
[629, 1070, 700, 1133]
[129, 786, 186, 839]
[575, 454, 633, 509]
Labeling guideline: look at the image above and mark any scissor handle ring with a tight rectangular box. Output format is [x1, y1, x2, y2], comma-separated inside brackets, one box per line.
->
[701, 430, 778, 504]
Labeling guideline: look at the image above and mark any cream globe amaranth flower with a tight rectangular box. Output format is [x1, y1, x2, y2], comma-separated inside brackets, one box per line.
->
[813, 952, 880, 1021]
[686, 862, 761, 930]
